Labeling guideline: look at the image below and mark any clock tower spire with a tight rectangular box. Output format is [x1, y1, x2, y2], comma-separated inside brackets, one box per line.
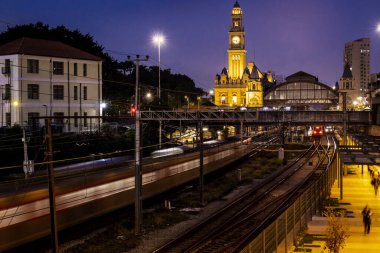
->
[228, 1, 246, 80]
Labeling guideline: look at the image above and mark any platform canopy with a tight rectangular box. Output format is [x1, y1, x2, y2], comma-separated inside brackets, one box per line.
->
[339, 134, 380, 166]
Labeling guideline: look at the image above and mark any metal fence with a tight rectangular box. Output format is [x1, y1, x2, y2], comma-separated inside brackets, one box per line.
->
[238, 151, 338, 253]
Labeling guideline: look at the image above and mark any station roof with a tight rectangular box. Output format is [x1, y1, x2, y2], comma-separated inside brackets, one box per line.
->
[339, 134, 380, 165]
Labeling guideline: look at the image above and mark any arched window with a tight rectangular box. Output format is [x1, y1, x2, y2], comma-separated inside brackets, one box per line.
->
[232, 94, 237, 105]
[221, 95, 226, 105]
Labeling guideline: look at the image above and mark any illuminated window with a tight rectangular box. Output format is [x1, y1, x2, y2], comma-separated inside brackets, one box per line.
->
[232, 94, 237, 105]
[221, 95, 226, 104]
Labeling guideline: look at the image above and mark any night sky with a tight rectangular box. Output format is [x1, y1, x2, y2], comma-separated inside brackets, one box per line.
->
[1, 0, 380, 91]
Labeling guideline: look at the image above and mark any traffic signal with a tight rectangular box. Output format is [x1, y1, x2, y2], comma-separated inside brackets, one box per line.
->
[131, 105, 136, 116]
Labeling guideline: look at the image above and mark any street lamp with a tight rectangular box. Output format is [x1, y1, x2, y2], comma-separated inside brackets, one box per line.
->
[153, 33, 165, 150]
[100, 102, 106, 117]
[184, 95, 190, 109]
[152, 33, 165, 102]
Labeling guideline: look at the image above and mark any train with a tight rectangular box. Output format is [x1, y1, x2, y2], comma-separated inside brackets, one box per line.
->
[312, 125, 324, 138]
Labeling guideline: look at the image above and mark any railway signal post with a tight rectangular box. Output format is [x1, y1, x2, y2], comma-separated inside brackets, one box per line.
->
[129, 54, 149, 235]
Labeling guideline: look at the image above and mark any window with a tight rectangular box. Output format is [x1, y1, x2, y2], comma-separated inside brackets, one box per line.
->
[27, 59, 39, 73]
[27, 84, 39, 99]
[3, 59, 10, 74]
[221, 95, 226, 105]
[83, 63, 87, 77]
[83, 86, 87, 100]
[74, 86, 78, 100]
[232, 94, 237, 105]
[53, 112, 64, 125]
[27, 112, 39, 125]
[73, 63, 78, 76]
[74, 112, 78, 127]
[53, 61, 64, 75]
[3, 84, 11, 100]
[53, 85, 64, 100]
[84, 112, 88, 127]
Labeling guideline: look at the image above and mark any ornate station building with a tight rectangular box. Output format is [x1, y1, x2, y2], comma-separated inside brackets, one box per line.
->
[214, 1, 274, 107]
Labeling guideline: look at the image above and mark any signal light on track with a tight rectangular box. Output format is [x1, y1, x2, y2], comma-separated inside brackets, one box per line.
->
[131, 105, 136, 116]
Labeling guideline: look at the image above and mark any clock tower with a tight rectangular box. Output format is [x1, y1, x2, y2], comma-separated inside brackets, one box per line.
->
[214, 2, 273, 108]
[228, 1, 246, 80]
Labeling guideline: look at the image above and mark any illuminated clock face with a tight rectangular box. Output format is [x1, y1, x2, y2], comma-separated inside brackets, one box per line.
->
[232, 36, 240, 44]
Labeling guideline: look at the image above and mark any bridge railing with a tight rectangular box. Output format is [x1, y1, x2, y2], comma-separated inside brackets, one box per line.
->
[140, 110, 371, 124]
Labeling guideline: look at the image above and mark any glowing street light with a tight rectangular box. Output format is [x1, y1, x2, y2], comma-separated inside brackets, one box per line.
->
[152, 34, 165, 102]
[146, 92, 152, 99]
[377, 23, 380, 33]
[153, 33, 165, 150]
[184, 95, 190, 109]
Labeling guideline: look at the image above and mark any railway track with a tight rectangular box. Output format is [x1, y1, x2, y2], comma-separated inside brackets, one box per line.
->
[153, 136, 335, 253]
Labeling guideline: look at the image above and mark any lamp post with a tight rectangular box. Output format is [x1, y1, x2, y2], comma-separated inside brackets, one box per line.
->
[128, 54, 149, 235]
[152, 34, 164, 102]
[153, 34, 164, 149]
[185, 96, 190, 109]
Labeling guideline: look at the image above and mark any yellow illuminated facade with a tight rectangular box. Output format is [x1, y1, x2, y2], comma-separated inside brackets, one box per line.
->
[214, 1, 273, 107]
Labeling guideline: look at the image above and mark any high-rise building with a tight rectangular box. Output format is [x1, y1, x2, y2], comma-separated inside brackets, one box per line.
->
[214, 1, 273, 107]
[343, 38, 370, 100]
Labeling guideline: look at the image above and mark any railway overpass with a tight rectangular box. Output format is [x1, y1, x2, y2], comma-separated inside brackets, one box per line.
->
[140, 110, 371, 125]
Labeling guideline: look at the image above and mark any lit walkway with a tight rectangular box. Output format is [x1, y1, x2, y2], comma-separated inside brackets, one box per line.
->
[306, 165, 380, 253]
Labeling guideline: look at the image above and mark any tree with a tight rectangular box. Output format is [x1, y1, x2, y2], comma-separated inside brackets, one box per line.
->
[323, 208, 350, 253]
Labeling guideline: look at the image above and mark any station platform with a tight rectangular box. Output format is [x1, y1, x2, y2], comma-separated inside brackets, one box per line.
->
[299, 165, 380, 253]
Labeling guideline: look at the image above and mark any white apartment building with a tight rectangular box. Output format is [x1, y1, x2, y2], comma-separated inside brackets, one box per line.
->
[344, 38, 370, 99]
[0, 37, 102, 131]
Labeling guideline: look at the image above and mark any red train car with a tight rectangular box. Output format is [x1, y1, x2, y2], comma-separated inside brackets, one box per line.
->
[312, 126, 324, 138]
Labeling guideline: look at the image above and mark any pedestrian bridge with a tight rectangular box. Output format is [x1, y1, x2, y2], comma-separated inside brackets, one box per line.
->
[140, 110, 371, 125]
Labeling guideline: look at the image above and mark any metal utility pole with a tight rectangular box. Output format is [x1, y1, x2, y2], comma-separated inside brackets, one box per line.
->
[199, 121, 204, 205]
[22, 127, 32, 178]
[342, 92, 347, 145]
[46, 118, 59, 253]
[128, 54, 149, 235]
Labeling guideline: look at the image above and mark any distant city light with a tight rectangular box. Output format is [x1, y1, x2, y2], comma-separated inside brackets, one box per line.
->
[100, 102, 107, 109]
[377, 23, 380, 33]
[146, 92, 152, 99]
[13, 101, 18, 106]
